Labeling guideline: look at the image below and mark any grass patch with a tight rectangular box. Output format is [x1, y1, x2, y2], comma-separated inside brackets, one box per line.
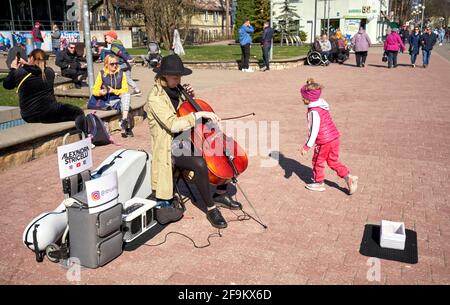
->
[128, 44, 309, 60]
[0, 74, 87, 108]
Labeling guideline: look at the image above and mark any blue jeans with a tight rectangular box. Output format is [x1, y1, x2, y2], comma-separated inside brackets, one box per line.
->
[34, 42, 42, 49]
[410, 53, 418, 65]
[423, 50, 432, 65]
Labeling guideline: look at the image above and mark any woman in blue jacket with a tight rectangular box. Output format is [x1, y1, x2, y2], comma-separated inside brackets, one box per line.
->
[408, 27, 421, 68]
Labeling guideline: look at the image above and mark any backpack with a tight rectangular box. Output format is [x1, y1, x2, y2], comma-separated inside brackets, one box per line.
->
[75, 113, 112, 146]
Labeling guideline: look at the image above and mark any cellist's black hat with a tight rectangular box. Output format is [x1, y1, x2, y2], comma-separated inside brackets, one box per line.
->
[153, 54, 192, 76]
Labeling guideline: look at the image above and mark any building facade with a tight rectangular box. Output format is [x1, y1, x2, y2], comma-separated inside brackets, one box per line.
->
[186, 0, 232, 44]
[273, 0, 391, 43]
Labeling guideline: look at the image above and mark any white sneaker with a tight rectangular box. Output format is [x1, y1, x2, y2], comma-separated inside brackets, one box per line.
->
[242, 68, 247, 72]
[246, 68, 254, 73]
[345, 175, 359, 195]
[305, 183, 326, 192]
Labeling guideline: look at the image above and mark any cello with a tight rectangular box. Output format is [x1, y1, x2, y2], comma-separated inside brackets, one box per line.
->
[176, 84, 248, 185]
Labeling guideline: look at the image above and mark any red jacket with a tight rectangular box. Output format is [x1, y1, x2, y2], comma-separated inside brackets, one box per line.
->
[303, 99, 340, 150]
[32, 27, 43, 43]
[384, 32, 405, 52]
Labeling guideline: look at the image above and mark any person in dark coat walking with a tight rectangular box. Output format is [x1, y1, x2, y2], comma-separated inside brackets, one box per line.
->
[260, 21, 273, 71]
[408, 27, 421, 68]
[420, 26, 437, 68]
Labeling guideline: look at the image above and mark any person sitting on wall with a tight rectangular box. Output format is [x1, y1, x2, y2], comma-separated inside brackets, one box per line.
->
[55, 41, 88, 89]
[6, 39, 27, 69]
[3, 49, 84, 123]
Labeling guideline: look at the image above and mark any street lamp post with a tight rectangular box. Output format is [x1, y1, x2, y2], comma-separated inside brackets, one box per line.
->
[270, 0, 273, 61]
[82, 0, 94, 92]
[314, 0, 317, 39]
[421, 0, 426, 31]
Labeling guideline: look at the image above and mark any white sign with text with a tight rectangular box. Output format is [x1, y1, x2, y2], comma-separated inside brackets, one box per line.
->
[85, 172, 119, 214]
[57, 137, 93, 179]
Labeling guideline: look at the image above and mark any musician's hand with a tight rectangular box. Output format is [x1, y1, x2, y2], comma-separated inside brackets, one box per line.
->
[99, 88, 108, 96]
[182, 83, 195, 97]
[195, 111, 220, 124]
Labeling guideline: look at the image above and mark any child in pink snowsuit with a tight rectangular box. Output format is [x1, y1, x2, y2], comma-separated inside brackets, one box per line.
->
[300, 78, 358, 194]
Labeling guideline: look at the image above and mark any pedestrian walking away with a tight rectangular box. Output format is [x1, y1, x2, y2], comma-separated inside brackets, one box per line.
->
[383, 28, 406, 68]
[351, 26, 371, 67]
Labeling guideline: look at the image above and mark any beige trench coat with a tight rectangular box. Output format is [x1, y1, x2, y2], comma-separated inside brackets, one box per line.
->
[145, 79, 195, 200]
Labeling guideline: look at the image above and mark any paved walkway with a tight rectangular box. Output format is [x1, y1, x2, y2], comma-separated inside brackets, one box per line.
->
[0, 48, 449, 284]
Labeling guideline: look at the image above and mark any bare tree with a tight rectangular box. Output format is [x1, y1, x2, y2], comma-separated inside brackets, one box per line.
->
[142, 0, 196, 50]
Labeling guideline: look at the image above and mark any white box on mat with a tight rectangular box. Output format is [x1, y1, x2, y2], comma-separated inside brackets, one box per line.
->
[380, 220, 406, 250]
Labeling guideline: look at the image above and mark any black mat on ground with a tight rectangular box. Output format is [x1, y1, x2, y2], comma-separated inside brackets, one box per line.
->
[359, 224, 418, 264]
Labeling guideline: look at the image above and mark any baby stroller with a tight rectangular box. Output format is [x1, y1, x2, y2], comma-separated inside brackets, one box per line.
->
[142, 41, 162, 68]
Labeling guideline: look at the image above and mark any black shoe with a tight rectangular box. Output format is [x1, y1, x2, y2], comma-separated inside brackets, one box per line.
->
[206, 208, 227, 229]
[120, 119, 128, 138]
[213, 194, 242, 210]
[74, 82, 82, 89]
[126, 128, 134, 137]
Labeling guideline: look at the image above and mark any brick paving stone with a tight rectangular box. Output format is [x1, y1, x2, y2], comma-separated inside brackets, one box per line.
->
[1, 48, 450, 284]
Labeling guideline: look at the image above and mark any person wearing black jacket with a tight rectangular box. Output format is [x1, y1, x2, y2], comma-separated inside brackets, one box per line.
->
[260, 21, 273, 71]
[55, 42, 87, 88]
[5, 41, 27, 69]
[420, 26, 437, 68]
[3, 49, 84, 123]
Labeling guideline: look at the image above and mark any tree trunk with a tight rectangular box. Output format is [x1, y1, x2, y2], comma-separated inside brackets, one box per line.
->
[226, 0, 230, 39]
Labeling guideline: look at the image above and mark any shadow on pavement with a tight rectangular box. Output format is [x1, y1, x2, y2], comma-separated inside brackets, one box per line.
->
[270, 151, 348, 194]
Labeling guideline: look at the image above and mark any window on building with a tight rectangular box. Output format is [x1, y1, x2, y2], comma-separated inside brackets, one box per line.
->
[213, 12, 219, 24]
[204, 11, 208, 22]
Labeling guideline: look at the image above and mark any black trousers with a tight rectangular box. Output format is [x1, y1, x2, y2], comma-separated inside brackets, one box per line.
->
[240, 43, 251, 70]
[173, 155, 227, 208]
[387, 51, 398, 68]
[62, 68, 87, 84]
[262, 45, 271, 69]
[24, 103, 84, 123]
[355, 51, 368, 66]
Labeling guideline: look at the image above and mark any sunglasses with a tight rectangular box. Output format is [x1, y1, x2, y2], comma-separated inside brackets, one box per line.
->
[68, 46, 75, 49]
[109, 62, 119, 66]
